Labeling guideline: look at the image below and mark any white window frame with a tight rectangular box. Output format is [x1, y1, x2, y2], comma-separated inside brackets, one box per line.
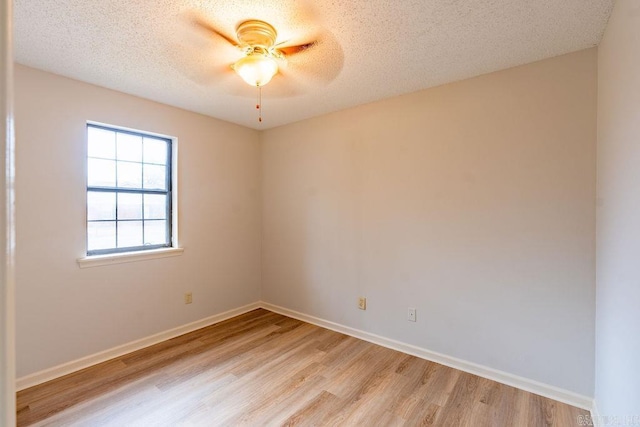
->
[78, 121, 182, 268]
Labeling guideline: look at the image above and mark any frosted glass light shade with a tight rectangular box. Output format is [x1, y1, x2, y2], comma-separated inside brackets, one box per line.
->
[233, 53, 278, 87]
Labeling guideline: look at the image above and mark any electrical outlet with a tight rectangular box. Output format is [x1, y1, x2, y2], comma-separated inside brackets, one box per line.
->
[184, 292, 193, 304]
[358, 297, 367, 310]
[408, 307, 416, 322]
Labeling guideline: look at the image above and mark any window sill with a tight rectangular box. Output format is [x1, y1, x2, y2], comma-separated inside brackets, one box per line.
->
[77, 247, 184, 269]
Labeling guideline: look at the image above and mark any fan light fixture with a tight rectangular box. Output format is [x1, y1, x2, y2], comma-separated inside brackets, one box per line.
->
[233, 53, 278, 87]
[190, 16, 322, 123]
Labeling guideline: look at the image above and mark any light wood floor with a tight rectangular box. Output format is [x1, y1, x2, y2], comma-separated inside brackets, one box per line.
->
[17, 309, 589, 426]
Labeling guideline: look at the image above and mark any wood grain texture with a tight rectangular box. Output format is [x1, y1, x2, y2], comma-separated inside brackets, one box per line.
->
[17, 309, 589, 426]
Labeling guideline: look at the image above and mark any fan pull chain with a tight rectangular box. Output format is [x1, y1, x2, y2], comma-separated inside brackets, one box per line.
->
[256, 86, 263, 123]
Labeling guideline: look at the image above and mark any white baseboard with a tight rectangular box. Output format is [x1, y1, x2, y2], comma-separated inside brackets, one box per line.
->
[15, 302, 261, 391]
[591, 399, 600, 425]
[260, 302, 594, 411]
[16, 300, 595, 413]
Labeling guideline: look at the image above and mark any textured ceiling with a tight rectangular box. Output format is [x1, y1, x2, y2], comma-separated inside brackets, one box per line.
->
[14, 0, 613, 130]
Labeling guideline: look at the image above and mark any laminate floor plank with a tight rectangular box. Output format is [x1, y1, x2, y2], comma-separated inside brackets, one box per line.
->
[218, 363, 327, 426]
[194, 341, 326, 425]
[281, 390, 343, 427]
[17, 309, 590, 426]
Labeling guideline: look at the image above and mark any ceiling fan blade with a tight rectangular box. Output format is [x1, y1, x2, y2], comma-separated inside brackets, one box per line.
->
[168, 45, 235, 87]
[190, 14, 238, 47]
[277, 41, 317, 56]
[279, 29, 344, 87]
[166, 21, 241, 88]
[258, 72, 305, 98]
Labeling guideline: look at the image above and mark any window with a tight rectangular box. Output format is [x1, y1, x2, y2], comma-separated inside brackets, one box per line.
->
[86, 124, 173, 255]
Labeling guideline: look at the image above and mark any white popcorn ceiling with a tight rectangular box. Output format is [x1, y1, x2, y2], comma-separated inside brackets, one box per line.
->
[14, 0, 613, 130]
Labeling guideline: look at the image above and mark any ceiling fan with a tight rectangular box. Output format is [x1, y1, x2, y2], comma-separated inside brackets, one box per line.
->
[186, 14, 343, 122]
[196, 19, 315, 87]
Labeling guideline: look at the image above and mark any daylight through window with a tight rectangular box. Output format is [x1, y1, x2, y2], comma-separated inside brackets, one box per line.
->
[86, 124, 172, 255]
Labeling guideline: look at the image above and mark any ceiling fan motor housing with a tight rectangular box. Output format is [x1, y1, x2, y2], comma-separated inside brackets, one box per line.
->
[236, 20, 278, 48]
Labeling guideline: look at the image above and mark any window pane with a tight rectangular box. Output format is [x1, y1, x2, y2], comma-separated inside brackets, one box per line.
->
[88, 127, 115, 159]
[117, 133, 142, 162]
[118, 193, 142, 220]
[117, 161, 142, 188]
[87, 191, 116, 220]
[144, 194, 167, 220]
[143, 164, 166, 190]
[87, 124, 173, 255]
[88, 158, 116, 187]
[143, 138, 168, 164]
[118, 221, 143, 248]
[88, 221, 116, 251]
[144, 220, 167, 245]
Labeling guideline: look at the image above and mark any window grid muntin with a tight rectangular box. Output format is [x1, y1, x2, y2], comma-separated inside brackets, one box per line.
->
[87, 124, 172, 255]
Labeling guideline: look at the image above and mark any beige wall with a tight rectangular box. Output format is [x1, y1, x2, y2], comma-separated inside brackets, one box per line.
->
[14, 65, 262, 377]
[596, 0, 640, 417]
[14, 46, 601, 399]
[262, 48, 597, 395]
